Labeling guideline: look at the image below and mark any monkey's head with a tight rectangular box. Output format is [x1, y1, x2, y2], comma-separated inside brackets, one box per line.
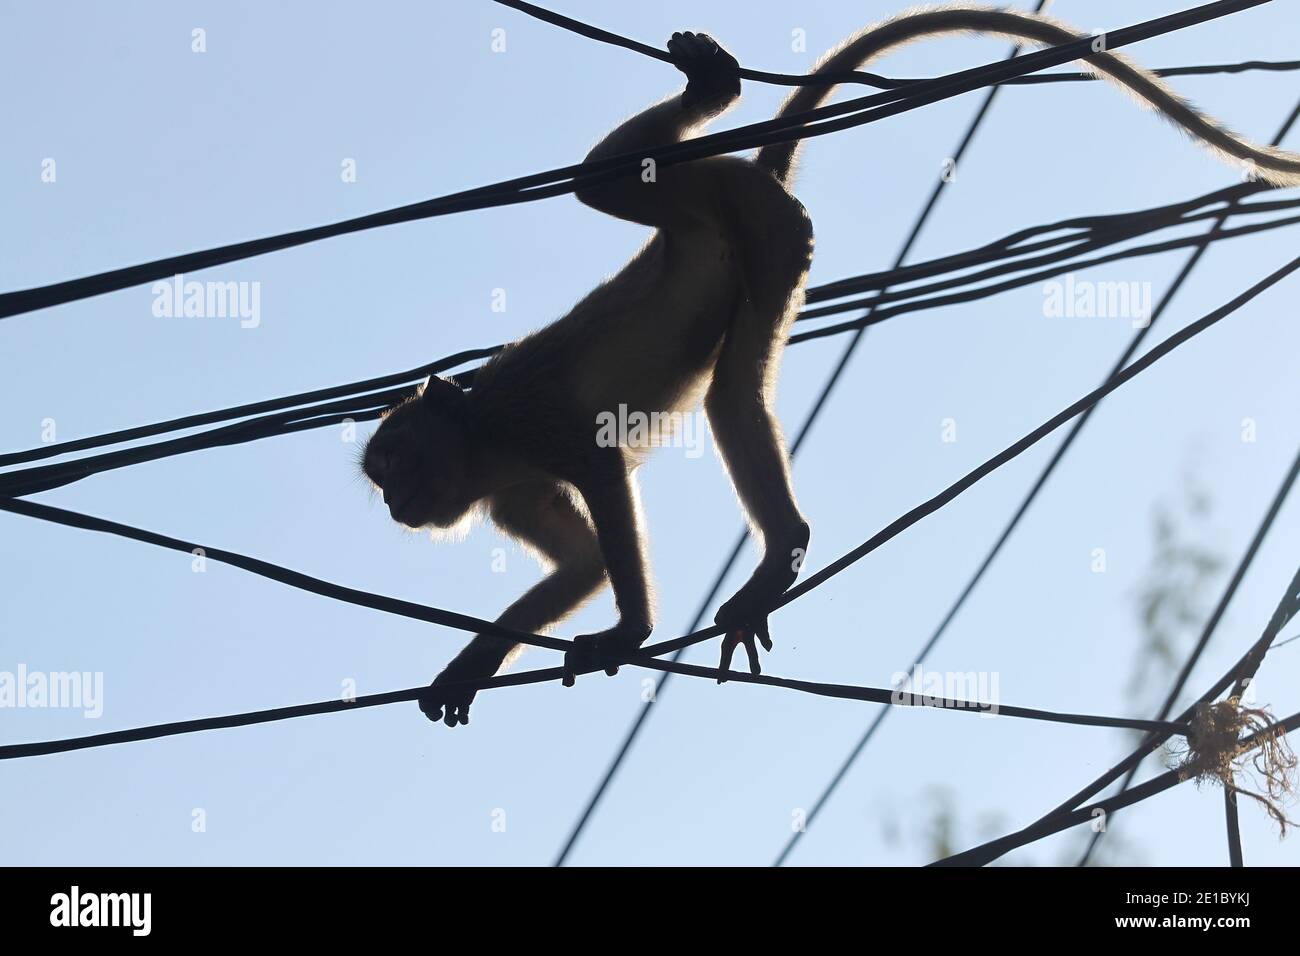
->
[361, 377, 476, 530]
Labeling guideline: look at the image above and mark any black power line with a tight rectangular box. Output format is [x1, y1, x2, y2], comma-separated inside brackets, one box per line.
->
[493, 0, 1299, 89]
[0, 633, 1188, 762]
[788, 205, 1300, 345]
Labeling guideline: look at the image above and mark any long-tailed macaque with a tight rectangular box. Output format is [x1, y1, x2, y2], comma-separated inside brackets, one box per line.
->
[363, 7, 1300, 726]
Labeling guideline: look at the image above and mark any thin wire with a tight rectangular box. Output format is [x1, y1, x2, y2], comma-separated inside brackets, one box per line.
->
[1225, 789, 1244, 866]
[795, 200, 1299, 326]
[788, 204, 1300, 346]
[491, 0, 1298, 88]
[780, 97, 1300, 867]
[997, 59, 1300, 83]
[0, 347, 498, 468]
[0, 647, 1186, 762]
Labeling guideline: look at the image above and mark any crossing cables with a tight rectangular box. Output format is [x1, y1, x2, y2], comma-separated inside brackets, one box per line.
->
[0, 0, 1281, 319]
[4, 250, 1298, 763]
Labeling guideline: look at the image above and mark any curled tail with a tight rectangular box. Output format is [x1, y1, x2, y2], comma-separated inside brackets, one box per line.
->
[757, 3, 1300, 188]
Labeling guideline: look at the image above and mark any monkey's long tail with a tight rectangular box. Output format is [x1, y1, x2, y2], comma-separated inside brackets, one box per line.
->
[756, 4, 1300, 188]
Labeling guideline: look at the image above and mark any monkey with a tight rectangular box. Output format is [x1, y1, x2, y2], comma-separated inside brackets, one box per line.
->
[362, 6, 1300, 727]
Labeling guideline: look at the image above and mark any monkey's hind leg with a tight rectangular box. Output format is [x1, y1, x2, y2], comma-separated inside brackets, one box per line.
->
[705, 170, 814, 680]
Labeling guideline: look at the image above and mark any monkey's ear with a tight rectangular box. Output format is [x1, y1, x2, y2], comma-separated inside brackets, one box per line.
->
[418, 375, 468, 411]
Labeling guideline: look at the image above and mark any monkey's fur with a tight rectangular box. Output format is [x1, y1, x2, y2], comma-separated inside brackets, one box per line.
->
[363, 6, 1300, 727]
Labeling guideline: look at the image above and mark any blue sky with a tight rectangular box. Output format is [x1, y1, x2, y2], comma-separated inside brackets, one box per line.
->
[2, 0, 1298, 866]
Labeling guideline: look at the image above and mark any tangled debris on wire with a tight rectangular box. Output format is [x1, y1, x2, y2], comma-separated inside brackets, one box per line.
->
[1176, 698, 1298, 834]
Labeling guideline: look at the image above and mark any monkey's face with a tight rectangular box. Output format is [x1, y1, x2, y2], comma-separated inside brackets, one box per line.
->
[362, 395, 474, 530]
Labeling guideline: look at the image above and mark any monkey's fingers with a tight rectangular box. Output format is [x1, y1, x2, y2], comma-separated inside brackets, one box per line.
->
[742, 631, 762, 676]
[418, 690, 443, 723]
[668, 31, 740, 97]
[562, 638, 593, 687]
[718, 631, 742, 684]
[562, 638, 585, 687]
[667, 32, 706, 67]
[565, 634, 625, 685]
[418, 687, 472, 727]
[444, 701, 470, 728]
[718, 622, 775, 682]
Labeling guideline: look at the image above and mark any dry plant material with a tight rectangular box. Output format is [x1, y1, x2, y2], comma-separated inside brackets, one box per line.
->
[1174, 698, 1297, 835]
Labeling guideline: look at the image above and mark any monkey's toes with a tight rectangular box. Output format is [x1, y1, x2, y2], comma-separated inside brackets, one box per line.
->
[562, 631, 641, 686]
[669, 32, 711, 56]
[668, 31, 733, 72]
[716, 621, 773, 684]
[418, 689, 470, 728]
